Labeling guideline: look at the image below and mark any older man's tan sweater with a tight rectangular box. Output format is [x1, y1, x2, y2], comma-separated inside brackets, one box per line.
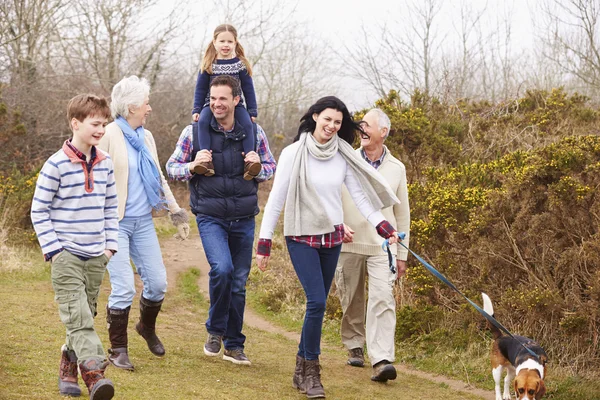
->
[341, 147, 410, 260]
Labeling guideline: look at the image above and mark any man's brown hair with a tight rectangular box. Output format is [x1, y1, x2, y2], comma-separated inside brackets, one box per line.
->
[67, 94, 111, 127]
[210, 75, 241, 98]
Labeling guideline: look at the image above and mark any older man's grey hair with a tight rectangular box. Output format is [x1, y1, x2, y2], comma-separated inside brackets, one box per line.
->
[110, 75, 151, 119]
[369, 108, 391, 138]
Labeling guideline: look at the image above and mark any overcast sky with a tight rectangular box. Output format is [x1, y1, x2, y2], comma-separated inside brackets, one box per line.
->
[158, 0, 541, 110]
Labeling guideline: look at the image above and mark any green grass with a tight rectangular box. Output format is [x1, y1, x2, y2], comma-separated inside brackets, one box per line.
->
[0, 254, 486, 400]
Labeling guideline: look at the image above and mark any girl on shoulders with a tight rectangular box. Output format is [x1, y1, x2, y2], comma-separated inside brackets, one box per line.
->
[191, 24, 260, 180]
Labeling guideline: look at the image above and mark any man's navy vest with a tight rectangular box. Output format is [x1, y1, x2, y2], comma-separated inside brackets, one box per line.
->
[189, 118, 259, 220]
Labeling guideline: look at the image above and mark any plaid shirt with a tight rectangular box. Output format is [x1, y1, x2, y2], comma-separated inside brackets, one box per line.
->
[257, 220, 396, 257]
[66, 139, 97, 172]
[166, 123, 276, 182]
[361, 147, 386, 170]
[257, 224, 345, 257]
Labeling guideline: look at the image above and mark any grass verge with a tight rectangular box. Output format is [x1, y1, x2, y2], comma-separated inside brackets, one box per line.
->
[0, 249, 485, 400]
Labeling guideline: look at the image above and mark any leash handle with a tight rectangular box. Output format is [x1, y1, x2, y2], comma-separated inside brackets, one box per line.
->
[385, 232, 540, 360]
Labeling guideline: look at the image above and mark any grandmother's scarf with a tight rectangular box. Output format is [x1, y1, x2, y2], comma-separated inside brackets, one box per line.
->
[283, 132, 398, 236]
[115, 116, 166, 210]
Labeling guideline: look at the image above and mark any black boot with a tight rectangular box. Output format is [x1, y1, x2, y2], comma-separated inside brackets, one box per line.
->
[293, 354, 306, 393]
[106, 306, 134, 370]
[135, 296, 165, 356]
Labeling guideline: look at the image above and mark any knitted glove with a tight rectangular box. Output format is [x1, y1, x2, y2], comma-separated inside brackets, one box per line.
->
[170, 209, 190, 240]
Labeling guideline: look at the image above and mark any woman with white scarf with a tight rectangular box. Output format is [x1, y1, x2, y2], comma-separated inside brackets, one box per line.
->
[98, 76, 190, 371]
[256, 96, 400, 399]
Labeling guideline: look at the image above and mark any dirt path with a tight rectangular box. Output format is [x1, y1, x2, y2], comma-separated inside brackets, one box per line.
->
[160, 235, 495, 400]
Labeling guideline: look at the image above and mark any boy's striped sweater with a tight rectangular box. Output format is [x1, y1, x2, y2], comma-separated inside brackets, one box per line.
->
[31, 141, 119, 259]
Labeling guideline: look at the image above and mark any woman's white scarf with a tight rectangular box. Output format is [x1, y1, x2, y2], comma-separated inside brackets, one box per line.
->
[284, 132, 399, 236]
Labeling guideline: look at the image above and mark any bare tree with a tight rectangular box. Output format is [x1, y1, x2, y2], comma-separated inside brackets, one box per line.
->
[58, 0, 189, 91]
[540, 0, 600, 96]
[0, 0, 69, 83]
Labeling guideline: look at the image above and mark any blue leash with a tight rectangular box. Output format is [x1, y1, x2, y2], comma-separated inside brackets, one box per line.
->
[383, 232, 539, 359]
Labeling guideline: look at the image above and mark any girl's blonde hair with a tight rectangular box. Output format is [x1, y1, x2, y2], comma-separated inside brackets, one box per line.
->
[201, 24, 253, 76]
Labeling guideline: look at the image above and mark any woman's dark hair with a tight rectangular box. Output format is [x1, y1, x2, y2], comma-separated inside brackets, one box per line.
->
[294, 96, 360, 145]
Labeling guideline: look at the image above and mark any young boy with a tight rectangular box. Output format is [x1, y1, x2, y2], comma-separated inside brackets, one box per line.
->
[31, 94, 118, 400]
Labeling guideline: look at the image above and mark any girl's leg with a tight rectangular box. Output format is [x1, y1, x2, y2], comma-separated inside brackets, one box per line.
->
[285, 238, 328, 361]
[235, 105, 255, 154]
[198, 107, 213, 150]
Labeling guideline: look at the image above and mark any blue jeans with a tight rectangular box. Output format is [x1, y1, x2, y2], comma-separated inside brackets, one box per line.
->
[198, 105, 255, 154]
[286, 238, 342, 360]
[107, 213, 167, 309]
[196, 214, 255, 350]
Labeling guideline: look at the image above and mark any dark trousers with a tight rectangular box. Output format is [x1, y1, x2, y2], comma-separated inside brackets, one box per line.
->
[286, 238, 342, 360]
[198, 105, 255, 154]
[196, 214, 255, 350]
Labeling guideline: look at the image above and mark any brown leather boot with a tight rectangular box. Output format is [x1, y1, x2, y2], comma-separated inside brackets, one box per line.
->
[59, 345, 81, 397]
[243, 161, 261, 180]
[135, 296, 165, 356]
[193, 160, 215, 176]
[304, 358, 325, 399]
[106, 306, 134, 370]
[79, 358, 114, 400]
[293, 354, 306, 393]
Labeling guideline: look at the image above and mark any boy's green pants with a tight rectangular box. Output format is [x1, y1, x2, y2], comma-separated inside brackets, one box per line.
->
[51, 250, 109, 361]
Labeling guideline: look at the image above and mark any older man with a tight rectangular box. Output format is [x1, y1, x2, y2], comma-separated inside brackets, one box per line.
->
[166, 75, 276, 365]
[335, 108, 410, 382]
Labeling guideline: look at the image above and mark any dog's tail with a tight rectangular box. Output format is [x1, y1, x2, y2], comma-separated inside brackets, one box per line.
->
[482, 292, 502, 339]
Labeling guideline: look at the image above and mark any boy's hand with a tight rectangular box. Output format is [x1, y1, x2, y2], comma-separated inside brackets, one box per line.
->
[104, 249, 114, 260]
[192, 113, 200, 122]
[51, 252, 62, 262]
[251, 116, 256, 123]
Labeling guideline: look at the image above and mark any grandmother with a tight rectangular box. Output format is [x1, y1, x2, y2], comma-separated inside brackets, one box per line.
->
[98, 75, 190, 371]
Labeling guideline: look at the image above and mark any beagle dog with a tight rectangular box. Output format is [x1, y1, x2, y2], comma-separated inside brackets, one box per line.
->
[482, 293, 548, 400]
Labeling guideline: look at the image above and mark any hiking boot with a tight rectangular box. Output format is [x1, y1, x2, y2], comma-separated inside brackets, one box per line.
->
[293, 354, 306, 393]
[106, 306, 134, 371]
[107, 348, 134, 371]
[371, 360, 397, 383]
[193, 160, 215, 176]
[304, 358, 325, 398]
[204, 333, 222, 356]
[347, 347, 364, 367]
[223, 348, 251, 365]
[59, 345, 82, 397]
[243, 161, 261, 180]
[79, 358, 114, 400]
[135, 296, 165, 357]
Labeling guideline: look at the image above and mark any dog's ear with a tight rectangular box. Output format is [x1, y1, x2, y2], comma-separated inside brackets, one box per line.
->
[535, 380, 546, 399]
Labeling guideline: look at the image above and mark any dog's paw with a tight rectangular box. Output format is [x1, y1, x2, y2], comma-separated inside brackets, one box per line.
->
[502, 394, 512, 400]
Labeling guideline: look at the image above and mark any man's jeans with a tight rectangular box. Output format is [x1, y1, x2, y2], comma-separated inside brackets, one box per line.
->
[196, 214, 255, 350]
[52, 250, 109, 361]
[107, 213, 167, 309]
[286, 238, 342, 361]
